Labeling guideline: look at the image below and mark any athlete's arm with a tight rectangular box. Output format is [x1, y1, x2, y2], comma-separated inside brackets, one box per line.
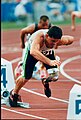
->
[20, 24, 35, 49]
[54, 35, 74, 49]
[30, 32, 60, 67]
[61, 35, 74, 45]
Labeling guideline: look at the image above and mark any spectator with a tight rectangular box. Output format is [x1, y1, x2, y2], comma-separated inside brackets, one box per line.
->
[61, 0, 76, 20]
[14, 0, 28, 24]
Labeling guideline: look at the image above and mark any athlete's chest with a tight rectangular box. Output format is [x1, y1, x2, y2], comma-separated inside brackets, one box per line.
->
[40, 42, 54, 56]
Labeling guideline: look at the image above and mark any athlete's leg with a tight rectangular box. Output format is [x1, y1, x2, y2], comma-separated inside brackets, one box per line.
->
[13, 76, 28, 94]
[40, 53, 60, 97]
[14, 61, 23, 80]
[42, 78, 51, 98]
[39, 63, 51, 98]
[22, 41, 28, 61]
[9, 76, 28, 107]
[9, 51, 37, 107]
[41, 67, 59, 98]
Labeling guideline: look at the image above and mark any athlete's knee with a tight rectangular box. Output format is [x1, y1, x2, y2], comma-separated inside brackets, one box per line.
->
[16, 75, 29, 84]
[14, 61, 23, 79]
[47, 68, 59, 82]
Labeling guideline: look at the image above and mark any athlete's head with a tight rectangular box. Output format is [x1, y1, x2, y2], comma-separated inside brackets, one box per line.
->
[47, 26, 62, 39]
[39, 15, 51, 29]
[45, 26, 63, 48]
[40, 15, 49, 22]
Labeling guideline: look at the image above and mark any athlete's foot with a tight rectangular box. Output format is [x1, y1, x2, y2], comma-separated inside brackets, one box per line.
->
[42, 79, 51, 98]
[9, 90, 22, 107]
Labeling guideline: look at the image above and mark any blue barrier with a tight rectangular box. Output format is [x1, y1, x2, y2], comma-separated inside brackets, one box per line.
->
[1, 2, 18, 21]
[1, 2, 34, 22]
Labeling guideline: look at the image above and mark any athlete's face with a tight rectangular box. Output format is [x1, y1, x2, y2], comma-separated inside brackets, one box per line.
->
[45, 34, 60, 48]
[40, 20, 49, 29]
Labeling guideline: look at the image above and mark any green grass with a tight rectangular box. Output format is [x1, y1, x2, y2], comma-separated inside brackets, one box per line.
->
[52, 18, 81, 26]
[1, 18, 81, 30]
[1, 21, 27, 30]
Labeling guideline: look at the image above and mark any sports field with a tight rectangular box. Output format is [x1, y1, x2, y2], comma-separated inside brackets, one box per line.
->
[1, 22, 81, 119]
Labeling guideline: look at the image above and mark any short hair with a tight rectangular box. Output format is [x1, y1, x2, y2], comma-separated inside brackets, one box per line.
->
[40, 15, 49, 22]
[47, 26, 62, 39]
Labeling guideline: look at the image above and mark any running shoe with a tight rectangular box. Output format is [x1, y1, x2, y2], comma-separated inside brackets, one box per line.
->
[9, 90, 22, 107]
[42, 79, 51, 98]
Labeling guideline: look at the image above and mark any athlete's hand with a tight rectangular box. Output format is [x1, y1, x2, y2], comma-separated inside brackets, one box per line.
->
[20, 43, 25, 49]
[49, 60, 61, 67]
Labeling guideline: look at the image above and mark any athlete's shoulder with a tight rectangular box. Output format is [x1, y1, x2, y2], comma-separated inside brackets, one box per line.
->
[37, 29, 48, 33]
[33, 29, 48, 34]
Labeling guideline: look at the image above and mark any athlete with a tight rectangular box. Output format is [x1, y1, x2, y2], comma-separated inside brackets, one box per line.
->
[15, 15, 52, 79]
[20, 15, 52, 49]
[9, 26, 74, 107]
[71, 11, 81, 31]
[20, 15, 52, 60]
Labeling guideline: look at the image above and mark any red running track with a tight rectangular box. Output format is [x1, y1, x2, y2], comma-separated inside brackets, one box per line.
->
[1, 25, 81, 119]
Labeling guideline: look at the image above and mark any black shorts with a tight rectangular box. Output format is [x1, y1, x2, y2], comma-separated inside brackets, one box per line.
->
[23, 51, 57, 79]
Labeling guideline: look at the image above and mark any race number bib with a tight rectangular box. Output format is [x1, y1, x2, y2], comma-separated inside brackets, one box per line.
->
[41, 49, 53, 56]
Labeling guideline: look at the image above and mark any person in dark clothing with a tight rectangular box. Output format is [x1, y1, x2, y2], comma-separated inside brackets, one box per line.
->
[20, 15, 52, 49]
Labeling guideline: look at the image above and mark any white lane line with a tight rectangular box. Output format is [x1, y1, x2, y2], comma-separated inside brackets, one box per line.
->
[2, 50, 22, 54]
[1, 107, 47, 120]
[22, 87, 69, 104]
[1, 46, 22, 54]
[10, 57, 21, 63]
[60, 55, 81, 85]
